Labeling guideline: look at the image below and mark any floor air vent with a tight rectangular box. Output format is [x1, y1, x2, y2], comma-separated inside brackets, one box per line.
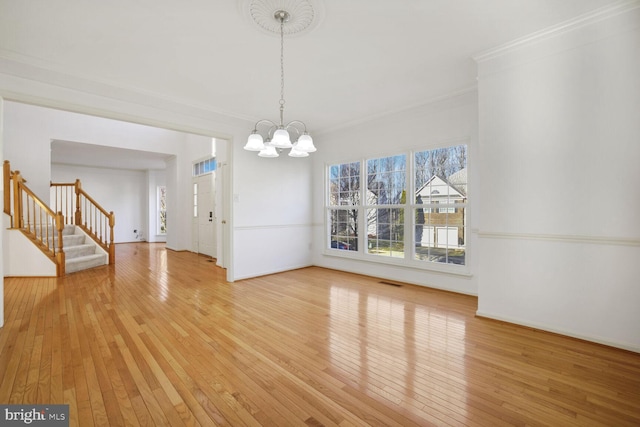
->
[379, 280, 402, 287]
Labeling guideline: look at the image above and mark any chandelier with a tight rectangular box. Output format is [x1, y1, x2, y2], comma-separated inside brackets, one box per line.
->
[243, 5, 316, 158]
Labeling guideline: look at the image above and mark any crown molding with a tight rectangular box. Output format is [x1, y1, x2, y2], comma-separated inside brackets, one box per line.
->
[473, 0, 640, 63]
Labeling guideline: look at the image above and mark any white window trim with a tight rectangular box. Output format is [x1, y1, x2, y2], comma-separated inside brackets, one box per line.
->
[324, 145, 470, 276]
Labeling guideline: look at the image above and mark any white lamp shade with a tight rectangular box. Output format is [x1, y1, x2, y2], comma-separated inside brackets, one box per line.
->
[288, 145, 309, 157]
[258, 145, 279, 158]
[295, 133, 316, 152]
[244, 133, 265, 151]
[271, 128, 292, 148]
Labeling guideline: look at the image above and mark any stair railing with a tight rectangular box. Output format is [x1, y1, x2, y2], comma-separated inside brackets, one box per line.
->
[51, 179, 115, 265]
[3, 161, 66, 276]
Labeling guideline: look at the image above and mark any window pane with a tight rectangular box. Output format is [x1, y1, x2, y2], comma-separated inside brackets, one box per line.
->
[329, 162, 360, 206]
[366, 208, 404, 258]
[158, 186, 167, 234]
[329, 208, 358, 251]
[193, 183, 198, 218]
[193, 157, 217, 177]
[367, 154, 406, 205]
[414, 206, 466, 265]
[415, 145, 467, 198]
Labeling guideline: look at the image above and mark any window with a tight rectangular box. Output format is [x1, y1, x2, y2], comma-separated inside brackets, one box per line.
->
[366, 155, 406, 258]
[193, 157, 216, 176]
[193, 183, 198, 218]
[415, 145, 467, 265]
[158, 186, 167, 234]
[328, 162, 359, 251]
[326, 144, 467, 268]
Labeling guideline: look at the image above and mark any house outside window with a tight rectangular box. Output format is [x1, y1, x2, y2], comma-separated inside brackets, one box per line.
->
[414, 145, 467, 265]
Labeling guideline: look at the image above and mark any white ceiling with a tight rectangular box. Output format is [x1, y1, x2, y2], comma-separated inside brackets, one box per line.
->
[0, 0, 621, 134]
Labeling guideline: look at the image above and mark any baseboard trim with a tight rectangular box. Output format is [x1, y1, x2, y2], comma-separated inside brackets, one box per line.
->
[475, 310, 640, 354]
[233, 264, 314, 281]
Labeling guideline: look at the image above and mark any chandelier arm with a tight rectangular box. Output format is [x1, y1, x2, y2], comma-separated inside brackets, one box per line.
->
[251, 119, 279, 143]
[252, 119, 278, 132]
[284, 120, 309, 134]
[285, 125, 301, 141]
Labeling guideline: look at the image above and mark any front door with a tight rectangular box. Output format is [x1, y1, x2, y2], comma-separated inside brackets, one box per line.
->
[194, 173, 216, 258]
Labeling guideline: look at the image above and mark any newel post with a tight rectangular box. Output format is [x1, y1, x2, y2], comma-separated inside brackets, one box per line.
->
[74, 178, 82, 226]
[108, 211, 115, 264]
[12, 170, 23, 229]
[3, 160, 10, 216]
[55, 211, 65, 277]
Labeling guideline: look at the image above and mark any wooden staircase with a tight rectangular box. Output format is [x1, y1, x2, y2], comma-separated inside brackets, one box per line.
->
[4, 160, 115, 276]
[41, 224, 108, 274]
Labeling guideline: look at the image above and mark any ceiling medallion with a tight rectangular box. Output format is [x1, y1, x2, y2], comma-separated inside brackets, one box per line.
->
[241, 0, 322, 36]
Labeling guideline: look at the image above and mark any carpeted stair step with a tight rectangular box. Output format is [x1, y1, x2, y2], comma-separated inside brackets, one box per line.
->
[43, 233, 85, 247]
[63, 234, 86, 246]
[66, 253, 107, 274]
[34, 224, 76, 238]
[64, 243, 98, 260]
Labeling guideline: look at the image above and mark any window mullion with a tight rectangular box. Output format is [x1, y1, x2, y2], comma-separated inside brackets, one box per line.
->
[406, 151, 414, 260]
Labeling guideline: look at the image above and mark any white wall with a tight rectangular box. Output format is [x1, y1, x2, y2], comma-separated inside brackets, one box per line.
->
[164, 155, 179, 251]
[311, 90, 479, 295]
[475, 7, 640, 351]
[232, 146, 314, 279]
[51, 164, 147, 243]
[4, 229, 57, 276]
[0, 98, 4, 327]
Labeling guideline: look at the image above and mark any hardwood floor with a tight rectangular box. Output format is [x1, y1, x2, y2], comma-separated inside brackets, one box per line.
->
[1, 243, 639, 426]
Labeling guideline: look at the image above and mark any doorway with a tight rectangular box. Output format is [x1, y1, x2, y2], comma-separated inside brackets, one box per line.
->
[192, 171, 216, 259]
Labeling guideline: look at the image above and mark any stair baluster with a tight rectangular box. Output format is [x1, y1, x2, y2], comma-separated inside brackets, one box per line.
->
[51, 178, 115, 265]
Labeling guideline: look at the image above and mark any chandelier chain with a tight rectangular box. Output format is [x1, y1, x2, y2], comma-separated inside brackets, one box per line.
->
[279, 16, 285, 125]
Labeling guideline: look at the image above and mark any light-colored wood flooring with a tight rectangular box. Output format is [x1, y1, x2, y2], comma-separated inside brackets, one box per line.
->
[1, 243, 639, 426]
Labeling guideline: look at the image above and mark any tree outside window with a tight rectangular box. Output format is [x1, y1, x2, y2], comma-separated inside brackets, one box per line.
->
[158, 186, 167, 235]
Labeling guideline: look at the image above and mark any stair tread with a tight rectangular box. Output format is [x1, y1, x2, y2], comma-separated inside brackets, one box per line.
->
[66, 253, 105, 262]
[65, 253, 107, 273]
[65, 243, 95, 249]
[64, 243, 97, 260]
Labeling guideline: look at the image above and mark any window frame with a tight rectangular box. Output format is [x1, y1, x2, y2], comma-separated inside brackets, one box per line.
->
[324, 142, 470, 276]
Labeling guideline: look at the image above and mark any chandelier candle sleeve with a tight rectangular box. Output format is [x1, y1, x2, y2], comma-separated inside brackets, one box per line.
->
[244, 5, 316, 158]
